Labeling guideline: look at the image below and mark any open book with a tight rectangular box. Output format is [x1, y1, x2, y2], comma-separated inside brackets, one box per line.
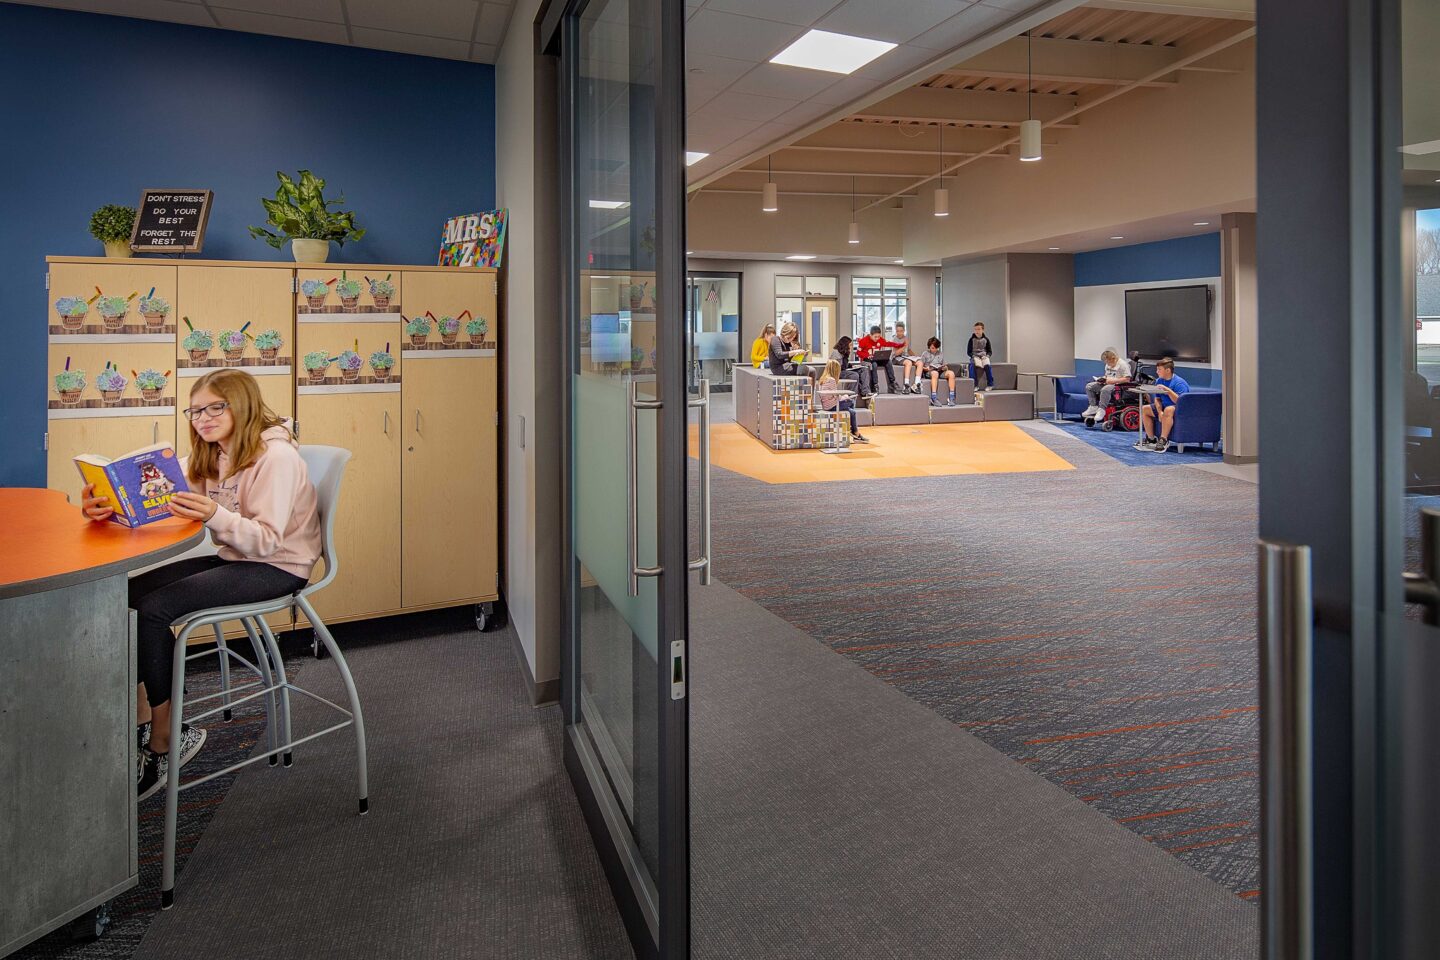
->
[74, 442, 190, 527]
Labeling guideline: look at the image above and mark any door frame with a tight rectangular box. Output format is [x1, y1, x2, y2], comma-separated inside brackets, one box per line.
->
[544, 0, 690, 957]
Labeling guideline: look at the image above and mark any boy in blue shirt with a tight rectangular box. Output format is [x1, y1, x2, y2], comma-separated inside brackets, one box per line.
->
[1135, 357, 1190, 453]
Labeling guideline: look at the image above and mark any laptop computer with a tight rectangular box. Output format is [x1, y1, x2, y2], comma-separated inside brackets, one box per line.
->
[870, 348, 893, 362]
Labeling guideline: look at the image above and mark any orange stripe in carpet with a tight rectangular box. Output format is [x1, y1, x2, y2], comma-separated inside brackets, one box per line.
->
[1167, 832, 1258, 853]
[1147, 819, 1253, 842]
[1023, 706, 1258, 744]
[1056, 748, 1237, 776]
[1109, 770, 1258, 798]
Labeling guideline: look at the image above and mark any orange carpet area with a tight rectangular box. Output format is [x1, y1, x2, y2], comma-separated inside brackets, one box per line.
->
[690, 421, 1075, 484]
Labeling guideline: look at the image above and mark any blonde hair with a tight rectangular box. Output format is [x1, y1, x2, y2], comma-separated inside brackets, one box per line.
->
[760, 323, 775, 337]
[186, 368, 287, 484]
[779, 321, 798, 340]
[1101, 349, 1118, 364]
[819, 359, 842, 383]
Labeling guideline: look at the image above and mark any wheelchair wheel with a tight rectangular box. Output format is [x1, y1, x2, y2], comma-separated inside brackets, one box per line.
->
[1101, 417, 1115, 431]
[1120, 407, 1141, 432]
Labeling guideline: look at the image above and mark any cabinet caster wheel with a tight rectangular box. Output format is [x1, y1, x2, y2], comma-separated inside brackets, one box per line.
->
[62, 904, 109, 942]
[311, 637, 326, 660]
[475, 607, 490, 632]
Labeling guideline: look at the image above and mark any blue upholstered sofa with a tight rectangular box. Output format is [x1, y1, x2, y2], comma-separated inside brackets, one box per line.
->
[1052, 376, 1091, 420]
[1168, 388, 1223, 453]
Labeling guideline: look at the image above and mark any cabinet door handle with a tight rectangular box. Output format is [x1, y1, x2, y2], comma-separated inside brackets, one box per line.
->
[415, 409, 422, 436]
[153, 421, 158, 444]
[383, 411, 390, 435]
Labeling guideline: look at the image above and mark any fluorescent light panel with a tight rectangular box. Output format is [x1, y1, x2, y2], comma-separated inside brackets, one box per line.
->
[686, 151, 709, 166]
[589, 200, 629, 209]
[770, 29, 896, 76]
[786, 254, 817, 260]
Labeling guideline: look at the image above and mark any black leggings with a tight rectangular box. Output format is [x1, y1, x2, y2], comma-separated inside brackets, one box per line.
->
[129, 557, 308, 708]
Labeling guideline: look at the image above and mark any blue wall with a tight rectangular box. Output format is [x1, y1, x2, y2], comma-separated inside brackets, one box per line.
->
[1, 4, 496, 487]
[1074, 233, 1221, 288]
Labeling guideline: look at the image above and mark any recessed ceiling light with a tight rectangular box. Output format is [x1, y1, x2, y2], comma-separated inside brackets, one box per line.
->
[1193, 221, 1210, 226]
[894, 259, 905, 264]
[685, 152, 708, 166]
[589, 200, 629, 209]
[1048, 247, 1059, 251]
[686, 251, 694, 255]
[591, 275, 612, 279]
[769, 29, 897, 76]
[786, 254, 817, 260]
[1110, 236, 1124, 240]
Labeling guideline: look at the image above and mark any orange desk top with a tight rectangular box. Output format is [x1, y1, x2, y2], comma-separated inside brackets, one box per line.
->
[0, 488, 204, 598]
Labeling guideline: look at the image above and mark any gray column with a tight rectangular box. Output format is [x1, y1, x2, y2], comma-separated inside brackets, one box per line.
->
[1221, 212, 1258, 463]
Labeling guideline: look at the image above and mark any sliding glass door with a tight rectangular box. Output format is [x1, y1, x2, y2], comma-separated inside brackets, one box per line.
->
[555, 0, 688, 956]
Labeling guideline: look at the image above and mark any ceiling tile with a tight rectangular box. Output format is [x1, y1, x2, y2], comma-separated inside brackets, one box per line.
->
[211, 8, 348, 43]
[350, 26, 472, 59]
[705, 0, 841, 27]
[806, 72, 885, 106]
[210, 0, 343, 21]
[978, 0, 1045, 10]
[685, 9, 803, 63]
[31, 0, 214, 26]
[470, 42, 499, 62]
[816, 0, 969, 45]
[474, 1, 511, 43]
[347, 0, 478, 38]
[687, 114, 771, 153]
[909, 3, 1015, 51]
[705, 91, 800, 122]
[854, 43, 939, 80]
[728, 62, 841, 100]
[686, 52, 757, 83]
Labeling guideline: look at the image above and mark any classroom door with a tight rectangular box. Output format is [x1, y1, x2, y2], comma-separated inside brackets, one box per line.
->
[805, 297, 837, 359]
[555, 0, 689, 956]
[1257, 0, 1440, 957]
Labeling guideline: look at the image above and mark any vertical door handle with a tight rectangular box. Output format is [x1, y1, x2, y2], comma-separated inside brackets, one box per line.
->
[627, 378, 663, 597]
[1258, 540, 1313, 960]
[415, 409, 422, 436]
[153, 420, 158, 445]
[687, 378, 712, 584]
[1403, 507, 1440, 624]
[383, 410, 390, 435]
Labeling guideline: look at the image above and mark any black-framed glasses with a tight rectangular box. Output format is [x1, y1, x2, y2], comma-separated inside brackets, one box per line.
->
[184, 401, 230, 421]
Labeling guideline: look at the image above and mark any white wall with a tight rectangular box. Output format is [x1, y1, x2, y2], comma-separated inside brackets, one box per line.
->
[1074, 277, 1224, 376]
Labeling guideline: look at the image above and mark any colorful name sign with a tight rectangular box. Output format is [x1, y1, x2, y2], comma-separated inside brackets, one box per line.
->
[438, 210, 507, 268]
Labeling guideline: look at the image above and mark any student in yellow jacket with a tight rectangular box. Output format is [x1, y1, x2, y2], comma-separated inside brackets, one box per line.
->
[751, 323, 775, 367]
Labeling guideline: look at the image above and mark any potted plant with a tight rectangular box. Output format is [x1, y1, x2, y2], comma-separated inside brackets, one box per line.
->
[96, 366, 127, 406]
[303, 351, 332, 384]
[248, 169, 366, 263]
[138, 295, 170, 332]
[369, 349, 395, 382]
[182, 319, 214, 364]
[95, 295, 129, 331]
[369, 276, 396, 310]
[134, 368, 168, 404]
[336, 349, 364, 382]
[405, 315, 431, 347]
[90, 205, 135, 259]
[55, 296, 88, 332]
[437, 315, 460, 345]
[335, 273, 363, 311]
[219, 329, 246, 366]
[629, 284, 645, 310]
[253, 329, 284, 361]
[301, 279, 331, 311]
[466, 317, 488, 346]
[54, 368, 86, 406]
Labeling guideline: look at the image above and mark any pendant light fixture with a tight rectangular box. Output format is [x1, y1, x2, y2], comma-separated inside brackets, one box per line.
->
[934, 125, 950, 217]
[848, 176, 860, 243]
[1020, 30, 1042, 162]
[762, 155, 779, 212]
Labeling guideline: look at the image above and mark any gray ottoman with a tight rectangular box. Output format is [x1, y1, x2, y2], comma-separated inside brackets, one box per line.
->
[872, 393, 932, 425]
[854, 407, 874, 428]
[929, 403, 984, 423]
[979, 390, 1034, 421]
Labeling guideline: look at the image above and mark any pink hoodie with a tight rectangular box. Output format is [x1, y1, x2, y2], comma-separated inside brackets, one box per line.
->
[200, 425, 322, 580]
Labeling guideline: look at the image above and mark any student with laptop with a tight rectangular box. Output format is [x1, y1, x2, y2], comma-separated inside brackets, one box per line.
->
[856, 325, 903, 394]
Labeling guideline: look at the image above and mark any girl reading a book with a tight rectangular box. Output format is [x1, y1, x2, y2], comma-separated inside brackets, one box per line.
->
[81, 368, 321, 800]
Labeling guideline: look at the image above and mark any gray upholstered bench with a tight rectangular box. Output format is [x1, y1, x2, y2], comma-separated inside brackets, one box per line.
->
[917, 378, 975, 405]
[929, 404, 985, 423]
[978, 390, 1034, 421]
[872, 393, 932, 425]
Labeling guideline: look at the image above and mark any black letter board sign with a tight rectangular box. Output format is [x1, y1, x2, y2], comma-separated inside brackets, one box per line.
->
[130, 189, 213, 253]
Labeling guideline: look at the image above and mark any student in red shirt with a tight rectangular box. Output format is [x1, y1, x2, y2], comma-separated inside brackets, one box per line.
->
[856, 325, 904, 394]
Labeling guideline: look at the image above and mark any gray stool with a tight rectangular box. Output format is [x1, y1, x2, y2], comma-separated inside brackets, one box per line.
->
[978, 391, 1035, 421]
[159, 445, 368, 909]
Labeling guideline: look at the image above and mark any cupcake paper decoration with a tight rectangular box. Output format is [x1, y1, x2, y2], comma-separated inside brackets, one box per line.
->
[335, 272, 363, 311]
[301, 279, 330, 310]
[303, 350, 332, 383]
[96, 295, 130, 330]
[405, 315, 431, 346]
[55, 296, 89, 331]
[337, 348, 364, 382]
[219, 327, 247, 365]
[134, 367, 169, 403]
[139, 289, 170, 331]
[253, 328, 284, 360]
[466, 316, 488, 345]
[437, 315, 460, 345]
[96, 364, 127, 406]
[55, 361, 86, 406]
[370, 345, 395, 381]
[368, 275, 395, 310]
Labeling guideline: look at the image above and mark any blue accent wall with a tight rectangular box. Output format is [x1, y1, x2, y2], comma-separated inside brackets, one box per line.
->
[1, 4, 495, 487]
[1074, 233, 1221, 287]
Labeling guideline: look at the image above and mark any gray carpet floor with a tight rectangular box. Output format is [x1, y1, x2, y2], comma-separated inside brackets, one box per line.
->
[131, 613, 631, 960]
[689, 580, 1257, 960]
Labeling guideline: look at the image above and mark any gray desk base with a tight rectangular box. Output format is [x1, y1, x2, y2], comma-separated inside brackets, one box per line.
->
[1, 577, 137, 957]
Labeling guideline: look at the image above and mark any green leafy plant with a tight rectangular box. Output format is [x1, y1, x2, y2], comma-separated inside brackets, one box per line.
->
[96, 368, 127, 392]
[369, 350, 395, 370]
[337, 349, 364, 372]
[335, 275, 362, 298]
[369, 278, 395, 297]
[406, 316, 431, 336]
[303, 351, 332, 372]
[183, 328, 214, 351]
[135, 368, 168, 390]
[253, 329, 283, 351]
[89, 205, 136, 244]
[301, 279, 331, 298]
[219, 329, 246, 351]
[95, 296, 128, 318]
[54, 369, 86, 392]
[55, 297, 88, 317]
[248, 170, 366, 250]
[437, 315, 460, 335]
[138, 296, 170, 316]
[465, 318, 487, 336]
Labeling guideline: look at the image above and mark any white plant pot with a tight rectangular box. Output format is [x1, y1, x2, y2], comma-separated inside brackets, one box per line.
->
[103, 239, 133, 259]
[291, 238, 331, 263]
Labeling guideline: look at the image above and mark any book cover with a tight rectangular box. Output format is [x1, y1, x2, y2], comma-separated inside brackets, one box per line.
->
[74, 443, 190, 527]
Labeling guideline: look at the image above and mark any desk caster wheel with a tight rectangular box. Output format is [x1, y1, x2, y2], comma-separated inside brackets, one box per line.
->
[62, 904, 109, 942]
[475, 604, 490, 632]
[311, 636, 326, 660]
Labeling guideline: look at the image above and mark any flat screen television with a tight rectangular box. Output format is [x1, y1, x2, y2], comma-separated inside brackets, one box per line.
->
[1124, 285, 1212, 362]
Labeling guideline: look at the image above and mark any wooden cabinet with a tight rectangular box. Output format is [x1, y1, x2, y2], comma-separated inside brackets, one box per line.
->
[47, 416, 176, 508]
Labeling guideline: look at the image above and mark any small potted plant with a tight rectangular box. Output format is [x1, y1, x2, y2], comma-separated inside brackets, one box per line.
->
[629, 284, 645, 310]
[95, 295, 129, 331]
[219, 329, 247, 366]
[369, 276, 395, 310]
[134, 368, 168, 404]
[301, 279, 331, 311]
[54, 367, 86, 406]
[336, 349, 364, 383]
[466, 317, 488, 346]
[437, 315, 460, 345]
[138, 295, 171, 332]
[55, 296, 88, 332]
[96, 365, 127, 406]
[248, 169, 366, 263]
[369, 348, 395, 382]
[335, 273, 363, 312]
[182, 319, 214, 364]
[406, 315, 431, 347]
[303, 351, 332, 384]
[90, 204, 136, 258]
[253, 329, 284, 361]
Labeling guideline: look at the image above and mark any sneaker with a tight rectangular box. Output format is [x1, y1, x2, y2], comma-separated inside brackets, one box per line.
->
[1134, 436, 1154, 450]
[137, 749, 169, 802]
[1151, 437, 1171, 453]
[852, 433, 869, 443]
[1083, 417, 1095, 428]
[945, 397, 956, 407]
[175, 724, 207, 769]
[137, 722, 152, 782]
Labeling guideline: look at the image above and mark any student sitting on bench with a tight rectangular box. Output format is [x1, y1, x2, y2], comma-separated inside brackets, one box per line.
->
[751, 323, 775, 368]
[904, 337, 957, 405]
[831, 335, 873, 398]
[967, 322, 995, 391]
[856, 325, 904, 393]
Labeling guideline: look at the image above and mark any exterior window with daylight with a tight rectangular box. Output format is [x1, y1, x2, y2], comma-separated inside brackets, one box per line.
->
[851, 276, 908, 338]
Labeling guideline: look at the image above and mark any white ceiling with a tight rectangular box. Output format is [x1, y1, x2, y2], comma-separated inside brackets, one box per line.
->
[11, 0, 516, 62]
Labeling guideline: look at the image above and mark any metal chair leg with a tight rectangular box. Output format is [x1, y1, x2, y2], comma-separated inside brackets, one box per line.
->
[240, 618, 279, 765]
[296, 595, 368, 814]
[161, 622, 197, 910]
[212, 623, 233, 722]
[255, 617, 293, 767]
